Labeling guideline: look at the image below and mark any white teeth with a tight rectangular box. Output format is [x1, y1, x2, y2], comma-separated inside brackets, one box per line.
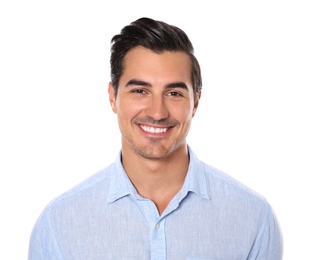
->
[140, 125, 168, 133]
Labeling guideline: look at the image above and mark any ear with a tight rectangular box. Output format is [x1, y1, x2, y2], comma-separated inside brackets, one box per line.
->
[192, 91, 201, 117]
[108, 82, 117, 114]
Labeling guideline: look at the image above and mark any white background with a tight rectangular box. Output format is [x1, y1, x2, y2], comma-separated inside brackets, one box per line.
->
[0, 0, 314, 259]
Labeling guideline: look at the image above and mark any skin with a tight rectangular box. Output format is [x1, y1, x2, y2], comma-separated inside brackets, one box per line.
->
[108, 46, 200, 214]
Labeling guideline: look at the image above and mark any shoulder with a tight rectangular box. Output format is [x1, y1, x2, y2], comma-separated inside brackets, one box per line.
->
[36, 162, 116, 223]
[199, 159, 282, 232]
[52, 163, 115, 207]
[29, 163, 115, 251]
[198, 159, 271, 210]
[188, 147, 269, 208]
[200, 161, 283, 257]
[28, 163, 115, 258]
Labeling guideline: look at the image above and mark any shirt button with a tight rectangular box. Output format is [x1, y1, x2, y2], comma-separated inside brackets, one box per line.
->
[155, 223, 160, 230]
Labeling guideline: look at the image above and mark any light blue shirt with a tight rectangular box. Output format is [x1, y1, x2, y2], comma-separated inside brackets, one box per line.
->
[29, 147, 283, 259]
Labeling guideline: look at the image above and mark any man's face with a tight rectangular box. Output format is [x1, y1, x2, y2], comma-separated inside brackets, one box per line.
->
[108, 46, 199, 160]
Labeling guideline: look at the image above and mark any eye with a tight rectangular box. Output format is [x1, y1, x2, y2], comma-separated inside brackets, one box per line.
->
[132, 89, 146, 94]
[167, 91, 182, 97]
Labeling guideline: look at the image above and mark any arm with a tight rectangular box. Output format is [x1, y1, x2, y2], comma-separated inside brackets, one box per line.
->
[249, 205, 283, 260]
[28, 206, 63, 260]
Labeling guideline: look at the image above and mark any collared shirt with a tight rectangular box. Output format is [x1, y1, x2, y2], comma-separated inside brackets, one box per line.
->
[28, 147, 283, 260]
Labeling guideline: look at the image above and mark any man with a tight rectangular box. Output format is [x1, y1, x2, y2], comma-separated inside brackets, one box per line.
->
[29, 17, 283, 259]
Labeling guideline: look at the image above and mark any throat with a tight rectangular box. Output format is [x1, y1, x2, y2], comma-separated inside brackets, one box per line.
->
[141, 185, 183, 215]
[132, 176, 186, 215]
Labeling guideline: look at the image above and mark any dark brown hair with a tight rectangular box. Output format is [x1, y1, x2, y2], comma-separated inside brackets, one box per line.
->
[110, 17, 202, 98]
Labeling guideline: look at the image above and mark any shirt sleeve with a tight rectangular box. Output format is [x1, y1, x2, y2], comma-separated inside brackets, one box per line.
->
[28, 206, 63, 260]
[249, 204, 283, 260]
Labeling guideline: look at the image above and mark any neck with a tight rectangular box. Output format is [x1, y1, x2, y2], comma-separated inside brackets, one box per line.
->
[121, 144, 189, 214]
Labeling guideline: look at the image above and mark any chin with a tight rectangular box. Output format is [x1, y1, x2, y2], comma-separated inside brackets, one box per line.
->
[134, 143, 181, 160]
[137, 149, 169, 160]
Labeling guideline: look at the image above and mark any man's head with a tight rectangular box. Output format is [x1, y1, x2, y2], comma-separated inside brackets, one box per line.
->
[108, 18, 202, 160]
[110, 17, 202, 100]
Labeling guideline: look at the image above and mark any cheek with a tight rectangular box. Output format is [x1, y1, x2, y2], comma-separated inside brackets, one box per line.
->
[171, 103, 194, 120]
[116, 99, 144, 119]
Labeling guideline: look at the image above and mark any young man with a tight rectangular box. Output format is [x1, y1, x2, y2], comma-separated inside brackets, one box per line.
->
[29, 17, 283, 259]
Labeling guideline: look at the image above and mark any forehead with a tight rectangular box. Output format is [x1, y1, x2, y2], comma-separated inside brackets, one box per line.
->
[121, 46, 192, 86]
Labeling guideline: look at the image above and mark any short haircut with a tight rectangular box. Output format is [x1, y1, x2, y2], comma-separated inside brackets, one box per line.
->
[110, 17, 202, 99]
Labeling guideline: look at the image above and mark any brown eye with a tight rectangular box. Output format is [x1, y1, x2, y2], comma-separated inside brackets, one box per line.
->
[133, 89, 145, 94]
[168, 91, 181, 97]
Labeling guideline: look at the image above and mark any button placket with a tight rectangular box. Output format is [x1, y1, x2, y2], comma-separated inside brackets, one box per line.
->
[151, 219, 166, 260]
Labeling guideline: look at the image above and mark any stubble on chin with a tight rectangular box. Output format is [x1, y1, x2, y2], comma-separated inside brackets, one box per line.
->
[130, 139, 170, 160]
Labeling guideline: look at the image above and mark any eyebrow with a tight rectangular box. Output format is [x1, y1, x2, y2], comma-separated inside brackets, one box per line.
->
[125, 79, 189, 90]
[165, 82, 189, 90]
[125, 79, 151, 87]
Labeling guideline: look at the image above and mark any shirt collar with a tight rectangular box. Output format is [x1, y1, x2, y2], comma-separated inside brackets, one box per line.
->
[180, 146, 210, 200]
[107, 146, 210, 204]
[107, 152, 137, 204]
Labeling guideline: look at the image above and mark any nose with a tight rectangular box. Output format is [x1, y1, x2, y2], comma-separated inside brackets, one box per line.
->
[144, 95, 169, 121]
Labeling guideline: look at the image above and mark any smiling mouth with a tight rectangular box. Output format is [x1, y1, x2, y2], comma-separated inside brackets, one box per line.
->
[140, 125, 169, 134]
